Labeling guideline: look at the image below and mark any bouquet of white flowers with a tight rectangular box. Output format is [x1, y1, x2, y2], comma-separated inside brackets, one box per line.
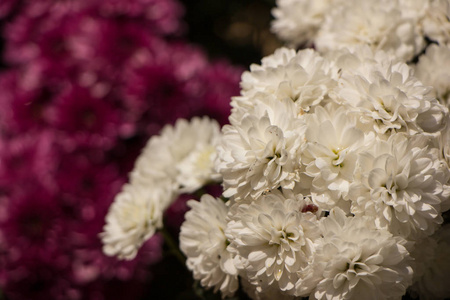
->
[102, 0, 450, 299]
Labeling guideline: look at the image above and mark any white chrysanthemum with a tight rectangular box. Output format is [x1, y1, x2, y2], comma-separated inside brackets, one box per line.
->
[226, 190, 321, 295]
[315, 0, 424, 62]
[130, 131, 176, 188]
[101, 183, 172, 260]
[423, 0, 450, 46]
[415, 43, 450, 106]
[302, 104, 373, 210]
[409, 224, 450, 300]
[332, 46, 448, 134]
[231, 47, 336, 124]
[179, 195, 239, 298]
[217, 97, 305, 202]
[174, 118, 222, 193]
[348, 133, 450, 239]
[398, 0, 430, 19]
[271, 0, 338, 47]
[299, 208, 413, 300]
[131, 116, 221, 194]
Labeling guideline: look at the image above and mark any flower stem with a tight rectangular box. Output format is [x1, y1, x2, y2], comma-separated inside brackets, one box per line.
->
[160, 227, 186, 265]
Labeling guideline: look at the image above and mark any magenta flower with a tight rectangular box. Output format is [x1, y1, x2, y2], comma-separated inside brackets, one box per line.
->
[194, 61, 243, 125]
[3, 4, 76, 66]
[0, 0, 242, 298]
[0, 0, 15, 18]
[66, 17, 158, 78]
[90, 0, 185, 36]
[47, 85, 123, 150]
[0, 70, 54, 134]
[0, 131, 59, 190]
[120, 42, 207, 133]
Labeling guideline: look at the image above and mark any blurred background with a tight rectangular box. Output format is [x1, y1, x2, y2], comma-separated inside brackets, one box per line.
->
[0, 0, 281, 299]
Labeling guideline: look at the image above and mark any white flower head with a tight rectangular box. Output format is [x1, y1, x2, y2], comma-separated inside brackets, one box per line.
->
[179, 195, 239, 298]
[415, 43, 450, 106]
[302, 103, 374, 210]
[226, 189, 321, 295]
[132, 116, 222, 194]
[217, 96, 305, 202]
[315, 0, 425, 62]
[332, 46, 448, 134]
[423, 0, 450, 46]
[231, 47, 336, 124]
[398, 0, 430, 20]
[348, 133, 450, 240]
[300, 208, 413, 300]
[271, 0, 338, 47]
[410, 224, 450, 300]
[174, 117, 222, 193]
[101, 183, 172, 260]
[130, 132, 177, 189]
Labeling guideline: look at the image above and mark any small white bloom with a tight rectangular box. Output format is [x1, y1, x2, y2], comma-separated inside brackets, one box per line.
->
[217, 97, 305, 202]
[398, 0, 430, 20]
[226, 190, 321, 295]
[132, 116, 222, 194]
[409, 224, 450, 300]
[332, 46, 448, 134]
[302, 104, 373, 210]
[130, 132, 177, 189]
[300, 208, 413, 300]
[423, 0, 450, 46]
[271, 0, 338, 47]
[315, 0, 424, 62]
[415, 43, 450, 106]
[231, 47, 336, 124]
[101, 183, 172, 260]
[180, 195, 239, 298]
[175, 118, 222, 193]
[348, 133, 450, 239]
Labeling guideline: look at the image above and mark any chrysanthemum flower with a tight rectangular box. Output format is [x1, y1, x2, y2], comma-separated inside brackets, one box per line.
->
[423, 0, 450, 46]
[131, 116, 221, 194]
[315, 0, 424, 61]
[271, 0, 338, 47]
[332, 46, 448, 134]
[302, 104, 373, 210]
[415, 43, 450, 107]
[231, 47, 335, 124]
[180, 194, 238, 298]
[47, 85, 122, 150]
[348, 133, 450, 239]
[300, 208, 413, 300]
[101, 183, 172, 260]
[217, 97, 305, 202]
[226, 190, 321, 295]
[92, 0, 185, 36]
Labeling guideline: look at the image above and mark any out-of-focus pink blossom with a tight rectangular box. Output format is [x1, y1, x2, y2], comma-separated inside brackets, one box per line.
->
[0, 0, 242, 298]
[47, 85, 122, 150]
[92, 0, 185, 36]
[195, 61, 244, 125]
[0, 0, 17, 19]
[0, 131, 59, 190]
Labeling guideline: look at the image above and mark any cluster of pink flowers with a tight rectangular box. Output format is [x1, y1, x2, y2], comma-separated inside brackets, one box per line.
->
[0, 0, 242, 299]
